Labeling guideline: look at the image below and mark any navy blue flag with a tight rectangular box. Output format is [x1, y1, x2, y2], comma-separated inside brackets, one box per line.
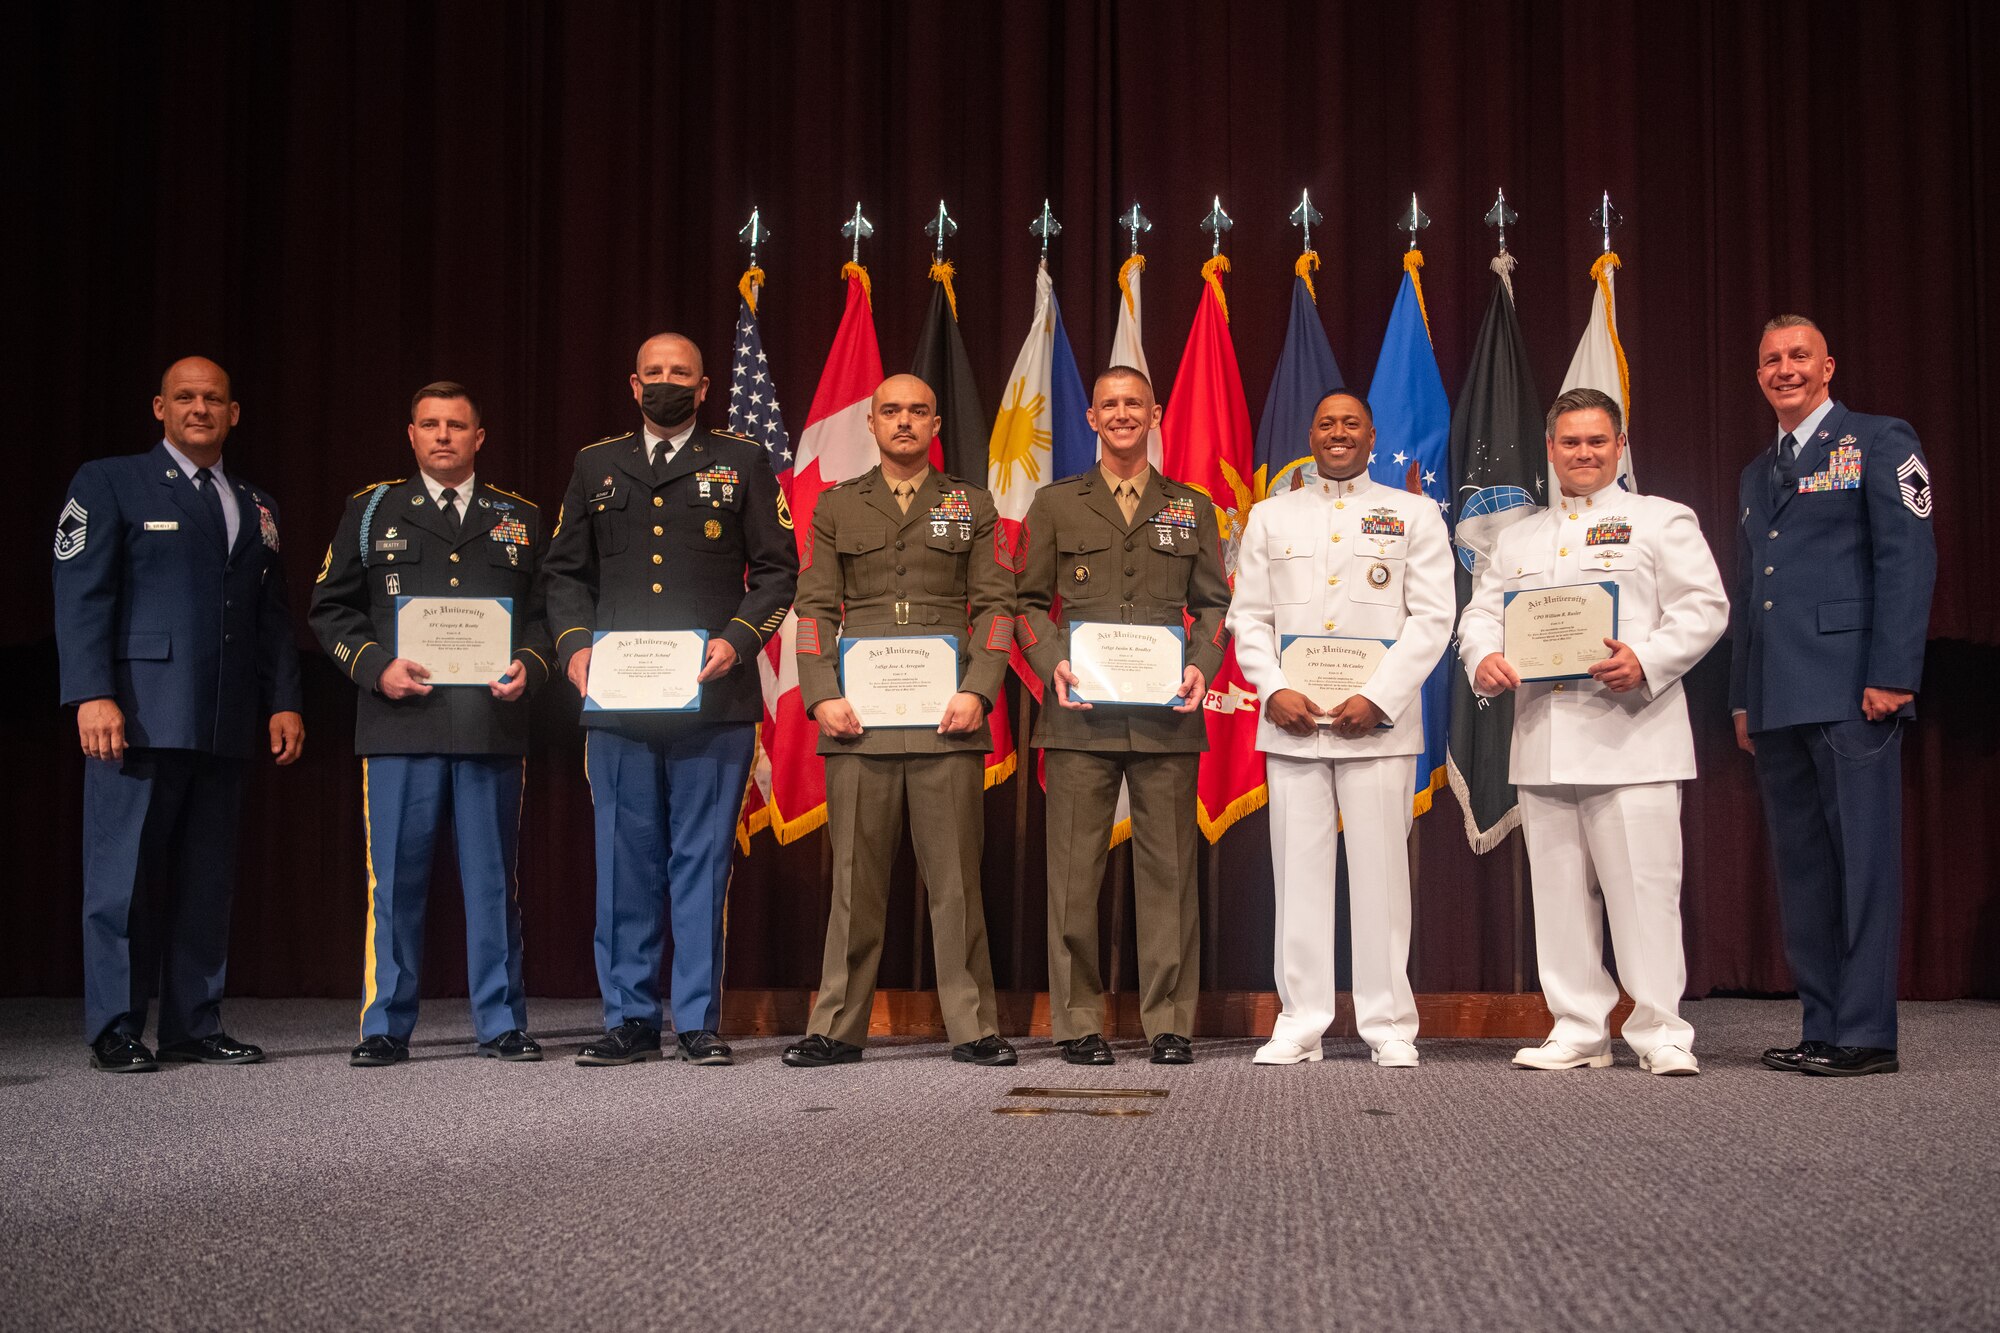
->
[1253, 271, 1346, 500]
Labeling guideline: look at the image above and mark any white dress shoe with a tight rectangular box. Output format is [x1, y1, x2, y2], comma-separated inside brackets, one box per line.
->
[1511, 1040, 1614, 1070]
[1371, 1039, 1419, 1068]
[1639, 1045, 1700, 1076]
[1252, 1035, 1323, 1065]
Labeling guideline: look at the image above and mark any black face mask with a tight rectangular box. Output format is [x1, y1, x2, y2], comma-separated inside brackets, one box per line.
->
[641, 380, 699, 427]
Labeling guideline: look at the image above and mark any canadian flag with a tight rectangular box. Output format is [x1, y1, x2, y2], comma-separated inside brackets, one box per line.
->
[761, 263, 883, 842]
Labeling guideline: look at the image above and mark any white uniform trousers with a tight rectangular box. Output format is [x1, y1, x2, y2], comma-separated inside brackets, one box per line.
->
[1519, 781, 1694, 1056]
[1266, 752, 1419, 1050]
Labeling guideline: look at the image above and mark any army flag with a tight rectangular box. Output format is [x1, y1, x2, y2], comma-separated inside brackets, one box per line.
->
[910, 260, 1015, 788]
[1556, 250, 1637, 492]
[1253, 254, 1346, 500]
[1160, 256, 1265, 842]
[1107, 254, 1164, 471]
[765, 263, 884, 843]
[1366, 250, 1454, 817]
[1446, 255, 1545, 851]
[726, 267, 793, 848]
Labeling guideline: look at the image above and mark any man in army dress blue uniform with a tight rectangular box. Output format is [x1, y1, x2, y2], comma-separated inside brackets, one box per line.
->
[543, 332, 797, 1066]
[1732, 315, 1936, 1078]
[53, 356, 304, 1072]
[310, 381, 554, 1068]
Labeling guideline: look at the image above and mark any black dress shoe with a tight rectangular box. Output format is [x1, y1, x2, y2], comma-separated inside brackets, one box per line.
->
[89, 1031, 157, 1073]
[350, 1035, 410, 1067]
[157, 1032, 264, 1065]
[478, 1030, 543, 1062]
[1800, 1045, 1899, 1077]
[1150, 1033, 1194, 1065]
[783, 1034, 863, 1067]
[575, 1020, 662, 1066]
[675, 1029, 734, 1066]
[1761, 1040, 1833, 1073]
[1059, 1033, 1114, 1066]
[952, 1035, 1018, 1066]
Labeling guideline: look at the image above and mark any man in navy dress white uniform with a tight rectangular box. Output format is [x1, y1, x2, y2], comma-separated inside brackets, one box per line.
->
[1732, 315, 1935, 1078]
[53, 357, 305, 1072]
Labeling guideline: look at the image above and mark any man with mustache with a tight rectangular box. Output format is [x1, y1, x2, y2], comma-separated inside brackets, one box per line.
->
[1733, 316, 1936, 1078]
[782, 374, 1014, 1068]
[543, 332, 798, 1067]
[1227, 391, 1453, 1068]
[1015, 366, 1231, 1066]
[310, 381, 552, 1067]
[53, 357, 304, 1072]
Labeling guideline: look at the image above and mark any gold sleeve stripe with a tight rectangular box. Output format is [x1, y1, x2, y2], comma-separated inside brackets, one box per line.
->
[347, 641, 380, 679]
[556, 626, 593, 647]
[517, 647, 550, 673]
[730, 616, 767, 642]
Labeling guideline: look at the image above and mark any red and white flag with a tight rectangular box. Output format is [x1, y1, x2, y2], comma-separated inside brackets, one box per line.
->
[762, 263, 883, 842]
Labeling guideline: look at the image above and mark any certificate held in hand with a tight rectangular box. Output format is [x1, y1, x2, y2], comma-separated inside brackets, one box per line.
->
[1504, 581, 1620, 682]
[839, 635, 960, 728]
[1067, 622, 1186, 706]
[584, 630, 706, 711]
[1278, 634, 1392, 716]
[394, 597, 515, 685]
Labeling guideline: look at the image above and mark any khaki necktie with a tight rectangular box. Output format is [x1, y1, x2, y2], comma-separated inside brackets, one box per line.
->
[894, 480, 916, 513]
[1115, 481, 1139, 524]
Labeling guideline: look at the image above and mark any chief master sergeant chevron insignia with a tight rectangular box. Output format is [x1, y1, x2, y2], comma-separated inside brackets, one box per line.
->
[53, 498, 88, 560]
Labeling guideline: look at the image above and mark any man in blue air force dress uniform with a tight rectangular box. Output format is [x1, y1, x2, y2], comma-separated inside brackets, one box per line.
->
[1227, 392, 1454, 1070]
[309, 382, 553, 1067]
[53, 357, 304, 1072]
[1733, 316, 1936, 1078]
[1460, 389, 1729, 1076]
[542, 332, 798, 1066]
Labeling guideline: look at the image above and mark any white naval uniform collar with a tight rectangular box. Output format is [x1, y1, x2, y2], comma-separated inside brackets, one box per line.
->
[1557, 479, 1622, 516]
[1315, 472, 1376, 506]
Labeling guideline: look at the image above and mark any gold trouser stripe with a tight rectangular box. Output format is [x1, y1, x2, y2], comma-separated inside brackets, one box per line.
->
[359, 758, 380, 1038]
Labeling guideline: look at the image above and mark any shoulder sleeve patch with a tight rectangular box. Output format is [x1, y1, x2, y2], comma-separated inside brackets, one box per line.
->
[1896, 454, 1933, 518]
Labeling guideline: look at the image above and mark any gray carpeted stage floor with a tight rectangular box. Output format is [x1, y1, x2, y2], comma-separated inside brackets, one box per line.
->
[1, 998, 1996, 1332]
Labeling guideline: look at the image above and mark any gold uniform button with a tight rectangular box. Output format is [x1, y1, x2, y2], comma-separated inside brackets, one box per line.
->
[1568, 512, 1579, 521]
[652, 582, 663, 594]
[1553, 683, 1565, 692]
[1331, 534, 1342, 543]
[449, 577, 460, 588]
[1327, 577, 1338, 586]
[654, 526, 664, 536]
[1335, 500, 1345, 509]
[1559, 547, 1569, 557]
[1323, 620, 1336, 630]
[1764, 565, 1774, 575]
[654, 496, 665, 508]
[449, 553, 460, 563]
[1763, 600, 1774, 610]
[652, 554, 663, 565]
[1284, 545, 1293, 555]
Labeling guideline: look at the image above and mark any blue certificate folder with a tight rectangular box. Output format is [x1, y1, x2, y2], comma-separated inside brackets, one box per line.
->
[1501, 580, 1621, 682]
[581, 629, 707, 711]
[1066, 622, 1187, 706]
[838, 634, 960, 727]
[392, 596, 513, 685]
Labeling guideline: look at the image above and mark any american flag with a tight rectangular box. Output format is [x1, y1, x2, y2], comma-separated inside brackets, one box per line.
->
[727, 299, 791, 471]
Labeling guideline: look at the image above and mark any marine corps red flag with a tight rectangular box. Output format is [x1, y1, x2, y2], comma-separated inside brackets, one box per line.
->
[765, 262, 884, 842]
[912, 259, 1015, 788]
[1160, 255, 1265, 841]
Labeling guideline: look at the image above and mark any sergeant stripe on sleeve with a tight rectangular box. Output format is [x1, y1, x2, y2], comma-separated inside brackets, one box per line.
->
[797, 617, 821, 656]
[984, 616, 1014, 654]
[1015, 619, 1038, 649]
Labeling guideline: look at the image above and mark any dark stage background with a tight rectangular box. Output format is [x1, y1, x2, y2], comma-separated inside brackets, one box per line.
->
[7, 2, 1997, 1007]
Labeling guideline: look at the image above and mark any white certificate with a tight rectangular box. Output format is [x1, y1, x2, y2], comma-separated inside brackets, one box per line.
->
[393, 597, 514, 686]
[1504, 581, 1621, 682]
[584, 630, 706, 711]
[1278, 634, 1392, 716]
[839, 635, 961, 728]
[1068, 622, 1186, 706]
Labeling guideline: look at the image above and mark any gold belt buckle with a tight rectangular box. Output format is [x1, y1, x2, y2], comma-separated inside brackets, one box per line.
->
[895, 600, 910, 625]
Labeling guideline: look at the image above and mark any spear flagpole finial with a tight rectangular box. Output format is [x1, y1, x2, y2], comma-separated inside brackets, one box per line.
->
[1483, 188, 1519, 252]
[1030, 199, 1062, 260]
[1118, 200, 1152, 258]
[1589, 190, 1622, 254]
[924, 199, 958, 264]
[1397, 192, 1432, 251]
[1200, 196, 1233, 258]
[841, 201, 874, 266]
[737, 207, 769, 268]
[1289, 189, 1324, 254]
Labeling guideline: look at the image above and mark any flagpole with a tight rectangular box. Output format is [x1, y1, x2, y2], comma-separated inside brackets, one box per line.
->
[1395, 191, 1432, 981]
[1196, 195, 1236, 993]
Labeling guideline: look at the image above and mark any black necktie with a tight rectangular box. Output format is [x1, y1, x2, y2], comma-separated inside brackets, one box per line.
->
[194, 467, 228, 550]
[440, 487, 462, 534]
[652, 439, 675, 486]
[1775, 433, 1799, 489]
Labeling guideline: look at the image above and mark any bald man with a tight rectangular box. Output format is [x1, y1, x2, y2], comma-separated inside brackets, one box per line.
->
[543, 332, 797, 1066]
[783, 375, 1014, 1067]
[53, 358, 305, 1071]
